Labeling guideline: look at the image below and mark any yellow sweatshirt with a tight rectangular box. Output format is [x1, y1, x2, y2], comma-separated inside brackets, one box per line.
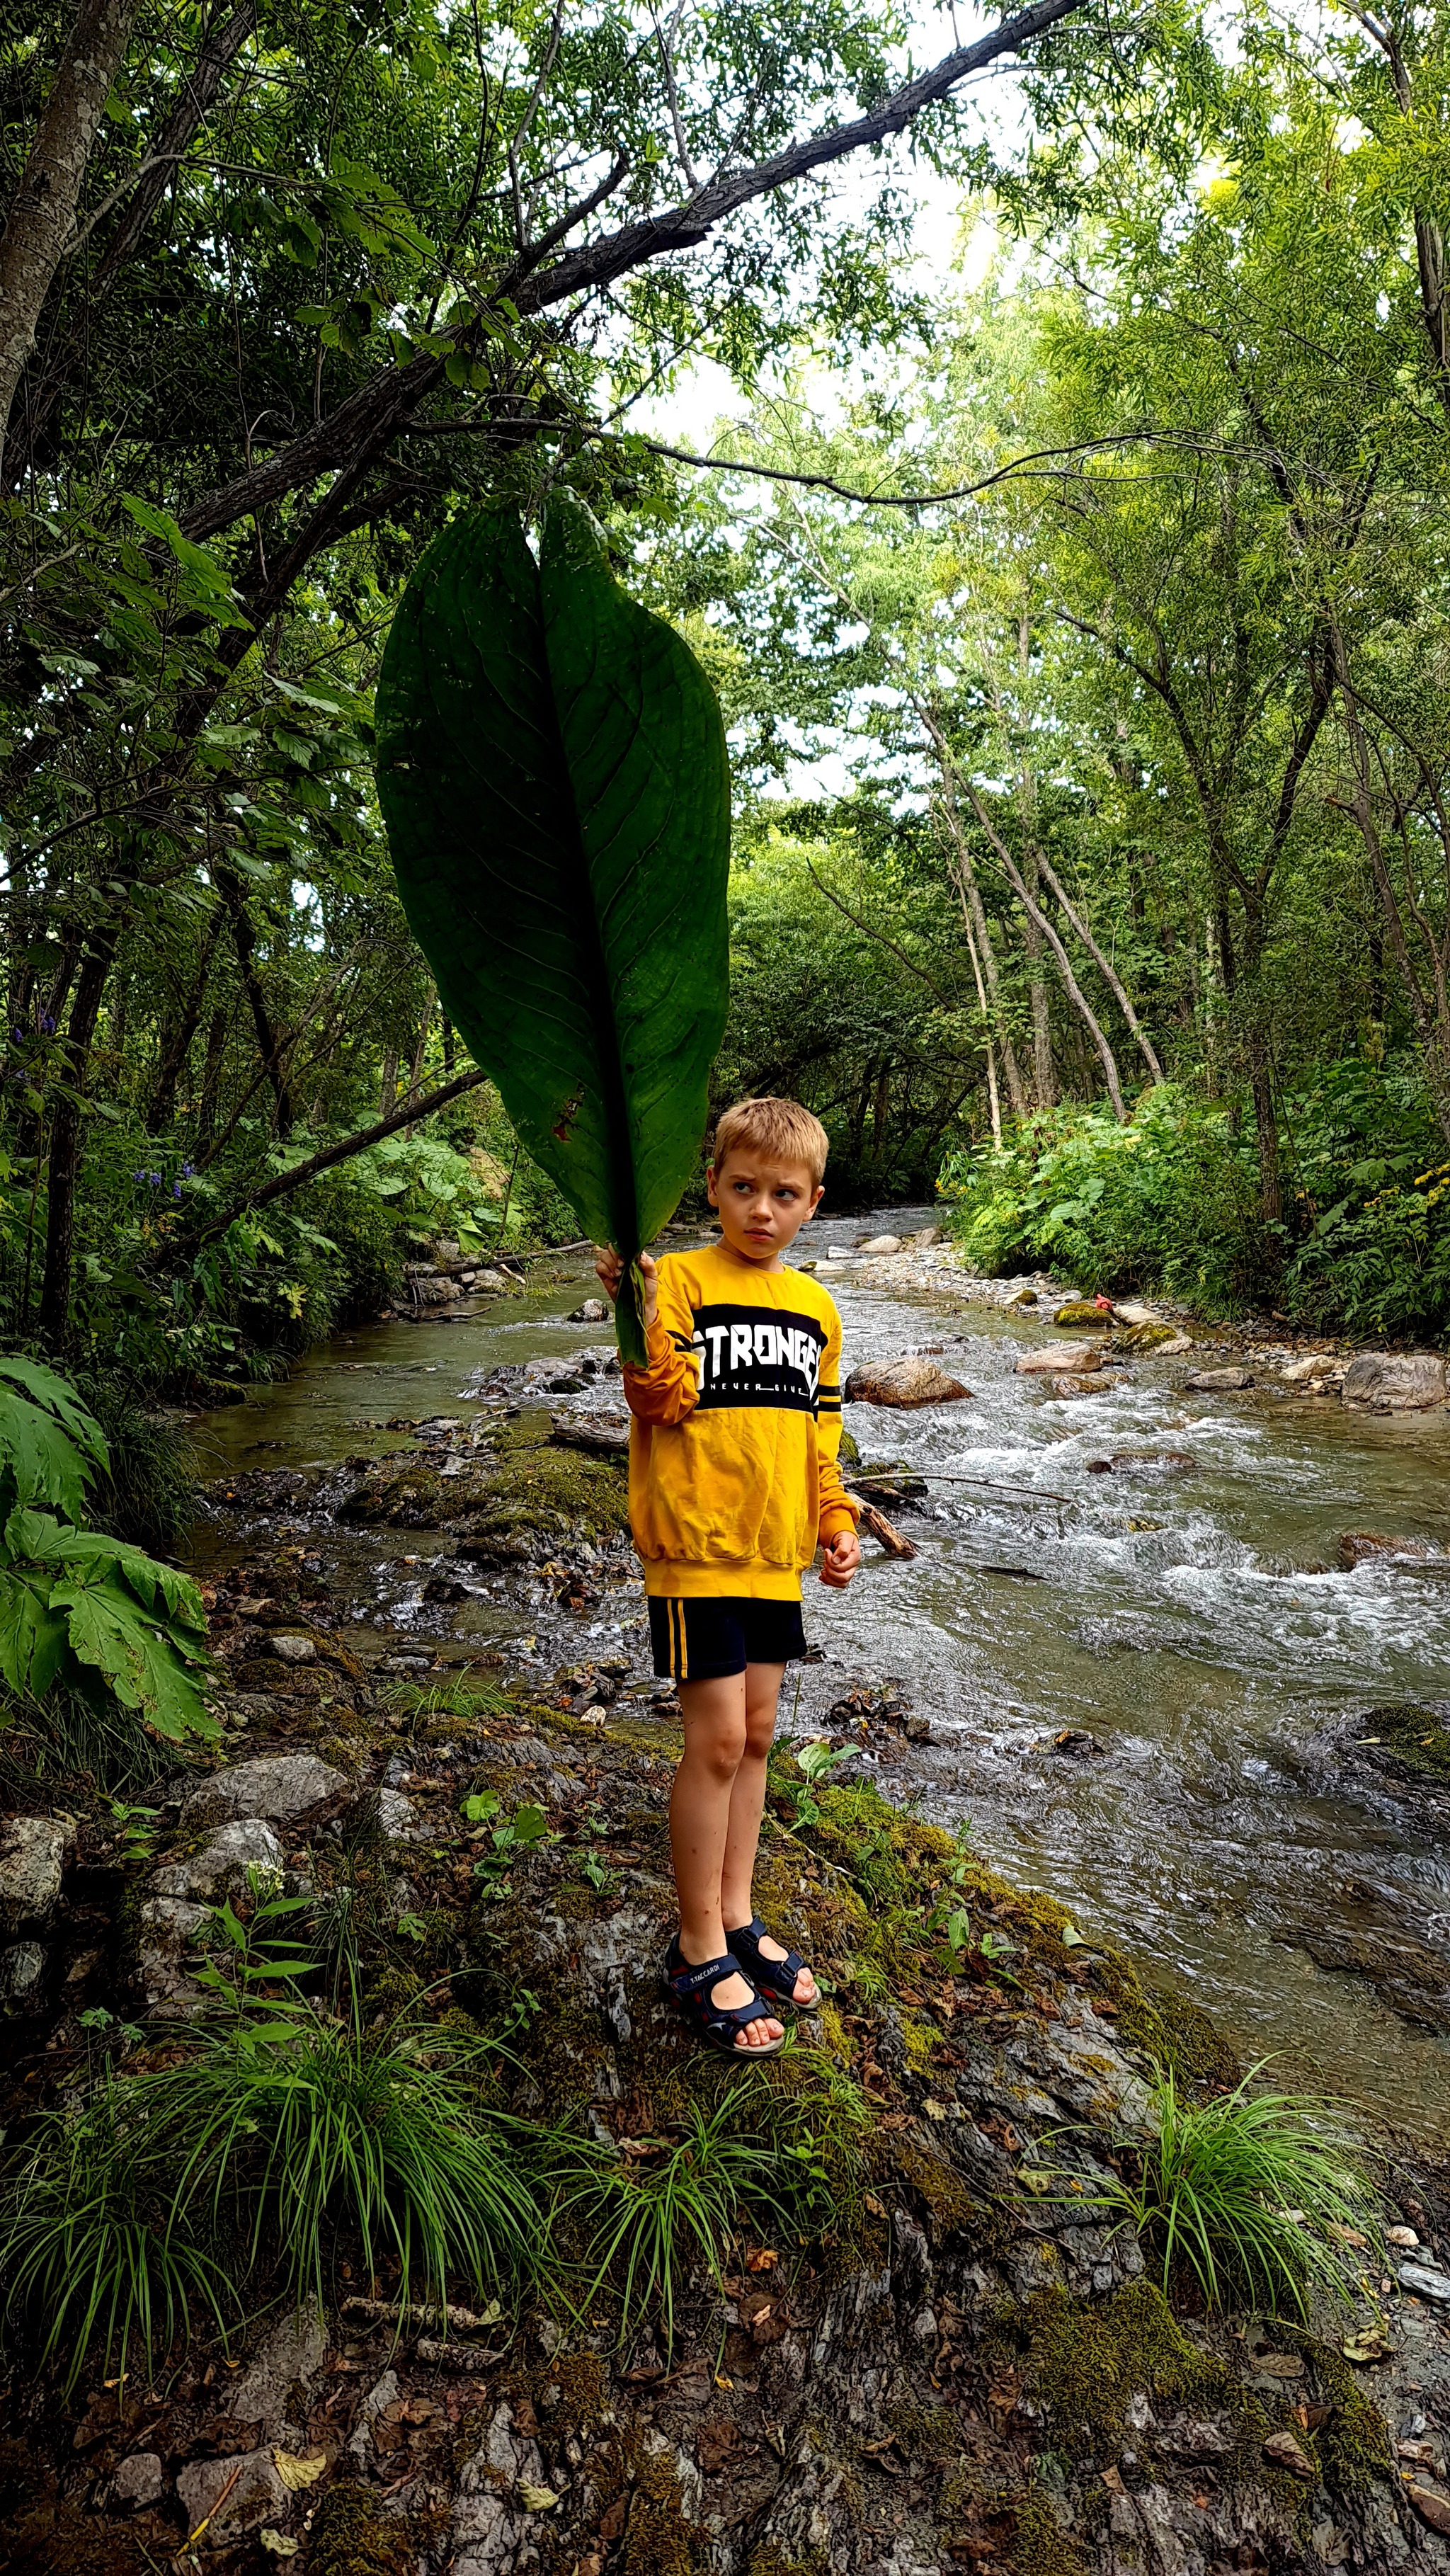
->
[622, 1243, 860, 1600]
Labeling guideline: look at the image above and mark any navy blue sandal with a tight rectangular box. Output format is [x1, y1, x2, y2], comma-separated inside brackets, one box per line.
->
[664, 1936, 785, 2057]
[725, 1915, 819, 2012]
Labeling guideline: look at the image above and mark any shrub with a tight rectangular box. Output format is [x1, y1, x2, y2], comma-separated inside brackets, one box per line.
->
[940, 1058, 1450, 1334]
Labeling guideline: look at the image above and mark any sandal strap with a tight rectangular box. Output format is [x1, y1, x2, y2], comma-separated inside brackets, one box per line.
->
[726, 1919, 807, 1990]
[666, 1946, 742, 2001]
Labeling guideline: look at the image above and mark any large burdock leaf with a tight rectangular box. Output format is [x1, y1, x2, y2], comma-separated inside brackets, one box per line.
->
[374, 496, 731, 1361]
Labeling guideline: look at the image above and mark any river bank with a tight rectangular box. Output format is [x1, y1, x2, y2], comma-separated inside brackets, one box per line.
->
[4, 1229, 1450, 2572]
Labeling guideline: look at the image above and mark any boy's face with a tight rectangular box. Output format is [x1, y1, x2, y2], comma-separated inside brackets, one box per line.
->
[707, 1149, 823, 1265]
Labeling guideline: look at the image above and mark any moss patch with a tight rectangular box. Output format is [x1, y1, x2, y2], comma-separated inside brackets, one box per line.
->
[992, 2279, 1235, 2455]
[1008, 2487, 1092, 2576]
[310, 2481, 416, 2576]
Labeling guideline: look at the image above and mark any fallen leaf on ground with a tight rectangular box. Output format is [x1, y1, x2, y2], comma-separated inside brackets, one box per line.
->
[1252, 2354, 1305, 2378]
[518, 2484, 559, 2512]
[1100, 2466, 1126, 2495]
[1342, 2327, 1392, 2363]
[260, 2536, 299, 2559]
[1326, 2225, 1368, 2249]
[273, 2449, 328, 2491]
[1263, 2431, 1317, 2480]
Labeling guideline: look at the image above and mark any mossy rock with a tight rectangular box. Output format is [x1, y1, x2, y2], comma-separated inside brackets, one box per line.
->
[1053, 1301, 1112, 1328]
[991, 2278, 1238, 2455]
[1110, 1322, 1181, 1354]
[1351, 1704, 1450, 1784]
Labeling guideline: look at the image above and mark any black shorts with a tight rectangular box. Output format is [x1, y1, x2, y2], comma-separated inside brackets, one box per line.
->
[648, 1595, 807, 1683]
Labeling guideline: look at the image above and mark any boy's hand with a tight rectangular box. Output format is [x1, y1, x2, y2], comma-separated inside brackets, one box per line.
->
[593, 1244, 659, 1331]
[819, 1529, 861, 1589]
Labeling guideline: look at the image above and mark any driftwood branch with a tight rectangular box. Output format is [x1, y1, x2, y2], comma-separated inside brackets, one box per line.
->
[204, 1064, 492, 1233]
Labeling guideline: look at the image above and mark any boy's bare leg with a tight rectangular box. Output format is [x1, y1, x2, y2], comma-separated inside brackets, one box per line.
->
[671, 1675, 784, 2048]
[721, 1660, 818, 2007]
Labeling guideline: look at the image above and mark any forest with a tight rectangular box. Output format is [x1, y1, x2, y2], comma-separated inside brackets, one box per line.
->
[6, 0, 1450, 1412]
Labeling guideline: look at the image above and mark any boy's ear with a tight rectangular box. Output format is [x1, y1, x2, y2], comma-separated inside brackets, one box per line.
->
[705, 1164, 719, 1206]
[809, 1184, 825, 1215]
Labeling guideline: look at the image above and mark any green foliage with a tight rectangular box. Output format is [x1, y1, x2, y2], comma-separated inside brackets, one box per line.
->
[0, 1358, 214, 1746]
[462, 1789, 551, 1895]
[568, 2094, 764, 2349]
[1086, 2063, 1376, 2316]
[767, 1736, 853, 1832]
[375, 497, 731, 1362]
[939, 1090, 1264, 1311]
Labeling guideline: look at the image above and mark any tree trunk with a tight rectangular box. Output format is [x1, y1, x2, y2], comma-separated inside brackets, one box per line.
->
[202, 1064, 493, 1232]
[0, 0, 142, 474]
[36, 930, 115, 1341]
[195, 1004, 228, 1149]
[147, 912, 222, 1132]
[960, 780, 1127, 1121]
[216, 867, 293, 1136]
[932, 783, 1027, 1116]
[1023, 898, 1056, 1107]
[1032, 843, 1163, 1083]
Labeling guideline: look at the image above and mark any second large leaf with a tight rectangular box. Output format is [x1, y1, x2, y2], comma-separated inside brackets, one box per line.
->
[374, 496, 731, 1360]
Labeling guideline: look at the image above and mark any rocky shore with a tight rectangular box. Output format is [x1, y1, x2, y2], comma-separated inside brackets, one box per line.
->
[3, 1299, 1450, 2576]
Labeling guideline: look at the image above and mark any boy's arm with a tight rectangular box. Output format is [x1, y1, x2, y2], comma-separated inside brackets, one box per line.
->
[815, 1304, 860, 1541]
[621, 1260, 699, 1425]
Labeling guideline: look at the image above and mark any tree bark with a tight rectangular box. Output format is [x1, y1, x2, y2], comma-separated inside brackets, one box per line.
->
[930, 780, 1028, 1115]
[0, 0, 142, 474]
[13, 0, 257, 470]
[1032, 844, 1164, 1082]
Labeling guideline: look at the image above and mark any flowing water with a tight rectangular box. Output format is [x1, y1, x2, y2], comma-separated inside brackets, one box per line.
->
[188, 1217, 1450, 2143]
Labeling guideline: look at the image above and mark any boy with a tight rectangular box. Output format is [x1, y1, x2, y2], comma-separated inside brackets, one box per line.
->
[595, 1097, 860, 2056]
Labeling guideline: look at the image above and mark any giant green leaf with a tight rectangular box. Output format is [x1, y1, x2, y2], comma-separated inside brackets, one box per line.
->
[374, 495, 731, 1361]
[0, 1357, 109, 1520]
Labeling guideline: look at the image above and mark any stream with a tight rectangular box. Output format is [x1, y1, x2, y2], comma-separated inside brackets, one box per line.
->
[188, 1212, 1450, 2145]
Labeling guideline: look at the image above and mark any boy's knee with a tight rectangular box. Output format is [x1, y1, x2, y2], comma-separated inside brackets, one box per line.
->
[742, 1709, 776, 1762]
[695, 1714, 747, 1782]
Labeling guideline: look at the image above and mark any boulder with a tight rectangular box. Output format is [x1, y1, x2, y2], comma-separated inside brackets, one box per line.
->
[0, 1813, 72, 1936]
[1109, 1300, 1162, 1326]
[907, 1225, 944, 1247]
[1281, 1353, 1343, 1386]
[1005, 1287, 1038, 1308]
[845, 1356, 972, 1408]
[136, 1894, 210, 2010]
[1113, 1322, 1184, 1353]
[1053, 1376, 1112, 1397]
[152, 1818, 285, 1903]
[1341, 1350, 1446, 1410]
[566, 1297, 609, 1322]
[1053, 1299, 1112, 1328]
[1015, 1345, 1103, 1376]
[859, 1234, 903, 1255]
[549, 1413, 630, 1454]
[1339, 1532, 1440, 1571]
[181, 1754, 346, 1835]
[1185, 1364, 1253, 1391]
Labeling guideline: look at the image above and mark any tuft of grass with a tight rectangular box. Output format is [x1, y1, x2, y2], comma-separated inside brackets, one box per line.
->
[1089, 2061, 1376, 2315]
[0, 2070, 241, 2395]
[566, 2094, 763, 2349]
[0, 1970, 551, 2391]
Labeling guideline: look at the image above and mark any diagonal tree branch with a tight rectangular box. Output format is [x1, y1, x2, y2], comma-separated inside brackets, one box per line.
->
[178, 0, 1088, 545]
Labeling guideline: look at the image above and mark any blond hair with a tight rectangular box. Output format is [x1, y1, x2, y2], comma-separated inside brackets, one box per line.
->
[709, 1096, 829, 1189]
